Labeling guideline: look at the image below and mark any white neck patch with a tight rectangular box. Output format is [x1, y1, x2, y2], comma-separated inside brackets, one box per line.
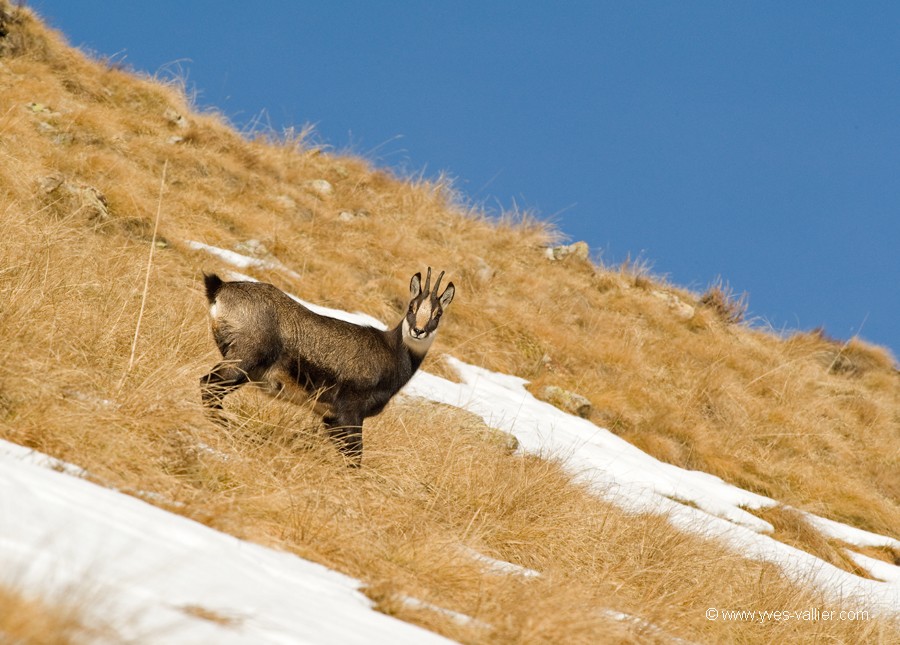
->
[401, 317, 435, 355]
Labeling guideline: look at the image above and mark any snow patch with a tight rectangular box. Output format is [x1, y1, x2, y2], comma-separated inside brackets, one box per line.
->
[398, 595, 489, 630]
[846, 552, 900, 585]
[205, 260, 384, 330]
[802, 512, 900, 551]
[0, 439, 452, 644]
[406, 358, 900, 614]
[460, 546, 541, 578]
[187, 240, 301, 280]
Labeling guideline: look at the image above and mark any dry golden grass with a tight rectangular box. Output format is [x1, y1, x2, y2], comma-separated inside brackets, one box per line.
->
[698, 278, 749, 324]
[0, 3, 898, 642]
[751, 506, 874, 578]
[0, 583, 116, 644]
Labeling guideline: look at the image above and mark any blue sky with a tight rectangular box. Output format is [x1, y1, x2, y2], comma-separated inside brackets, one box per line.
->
[30, 1, 900, 356]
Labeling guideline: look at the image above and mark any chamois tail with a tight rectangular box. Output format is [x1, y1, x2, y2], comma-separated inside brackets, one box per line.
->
[203, 273, 224, 304]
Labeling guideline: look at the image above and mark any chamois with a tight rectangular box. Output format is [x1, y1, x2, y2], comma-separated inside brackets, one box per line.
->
[200, 268, 455, 465]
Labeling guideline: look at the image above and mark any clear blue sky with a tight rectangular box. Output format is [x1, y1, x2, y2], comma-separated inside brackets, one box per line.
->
[30, 1, 900, 357]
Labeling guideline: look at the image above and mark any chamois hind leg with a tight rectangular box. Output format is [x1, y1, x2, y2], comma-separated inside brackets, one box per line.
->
[323, 412, 364, 467]
[200, 361, 250, 422]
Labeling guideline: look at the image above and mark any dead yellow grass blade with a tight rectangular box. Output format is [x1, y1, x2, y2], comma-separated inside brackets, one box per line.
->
[121, 159, 167, 388]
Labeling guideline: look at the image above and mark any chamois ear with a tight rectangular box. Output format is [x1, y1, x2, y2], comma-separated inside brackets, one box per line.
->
[409, 272, 422, 299]
[439, 282, 455, 309]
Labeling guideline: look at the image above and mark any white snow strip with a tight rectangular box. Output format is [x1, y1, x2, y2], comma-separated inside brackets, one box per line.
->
[398, 595, 489, 630]
[846, 552, 900, 585]
[189, 240, 276, 271]
[661, 497, 900, 612]
[197, 246, 385, 330]
[405, 358, 900, 614]
[187, 240, 301, 280]
[460, 547, 541, 578]
[600, 609, 696, 644]
[0, 441, 183, 509]
[407, 360, 776, 532]
[2, 441, 90, 478]
[802, 512, 900, 550]
[0, 439, 452, 644]
[287, 295, 386, 331]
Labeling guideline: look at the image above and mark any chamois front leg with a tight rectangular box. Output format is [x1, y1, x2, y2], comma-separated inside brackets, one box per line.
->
[323, 411, 364, 467]
[200, 361, 250, 422]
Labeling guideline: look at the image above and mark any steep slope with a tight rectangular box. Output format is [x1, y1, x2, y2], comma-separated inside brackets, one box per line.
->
[1, 438, 454, 644]
[1, 3, 898, 642]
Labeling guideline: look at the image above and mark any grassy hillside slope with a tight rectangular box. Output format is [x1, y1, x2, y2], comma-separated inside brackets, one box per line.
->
[1, 3, 898, 642]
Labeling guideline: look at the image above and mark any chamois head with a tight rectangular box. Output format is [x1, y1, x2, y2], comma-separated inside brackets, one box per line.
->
[402, 267, 454, 354]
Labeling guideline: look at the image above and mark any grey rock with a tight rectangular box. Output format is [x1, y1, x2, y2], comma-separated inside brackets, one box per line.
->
[234, 239, 271, 258]
[539, 385, 593, 418]
[304, 179, 334, 198]
[163, 107, 190, 130]
[544, 240, 590, 262]
[651, 290, 695, 320]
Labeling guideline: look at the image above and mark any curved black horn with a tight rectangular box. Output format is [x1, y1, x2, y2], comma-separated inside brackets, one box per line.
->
[432, 270, 445, 296]
[422, 267, 432, 296]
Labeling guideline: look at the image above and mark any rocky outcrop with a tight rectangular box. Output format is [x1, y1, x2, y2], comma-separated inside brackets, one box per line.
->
[544, 240, 589, 262]
[539, 385, 593, 418]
